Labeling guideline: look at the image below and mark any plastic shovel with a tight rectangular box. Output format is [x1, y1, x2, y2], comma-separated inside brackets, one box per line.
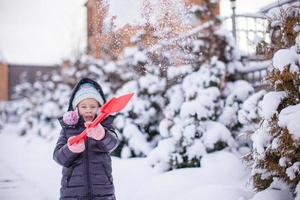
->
[68, 92, 134, 145]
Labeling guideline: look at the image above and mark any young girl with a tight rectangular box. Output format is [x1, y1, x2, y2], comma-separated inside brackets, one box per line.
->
[53, 77, 119, 200]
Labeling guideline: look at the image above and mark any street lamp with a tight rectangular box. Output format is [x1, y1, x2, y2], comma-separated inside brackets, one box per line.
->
[230, 0, 237, 42]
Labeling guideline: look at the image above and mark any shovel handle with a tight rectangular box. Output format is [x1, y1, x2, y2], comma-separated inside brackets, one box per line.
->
[68, 113, 109, 146]
[68, 129, 88, 145]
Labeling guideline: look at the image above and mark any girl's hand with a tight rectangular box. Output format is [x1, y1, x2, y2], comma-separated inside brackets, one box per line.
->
[85, 122, 106, 141]
[67, 136, 85, 153]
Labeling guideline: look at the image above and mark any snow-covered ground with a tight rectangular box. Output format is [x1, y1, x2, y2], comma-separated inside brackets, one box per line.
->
[0, 124, 293, 200]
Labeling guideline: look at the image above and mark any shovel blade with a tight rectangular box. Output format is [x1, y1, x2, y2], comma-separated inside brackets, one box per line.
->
[101, 93, 134, 114]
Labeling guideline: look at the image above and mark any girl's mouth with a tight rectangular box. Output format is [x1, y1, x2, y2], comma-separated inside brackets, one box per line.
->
[84, 116, 94, 122]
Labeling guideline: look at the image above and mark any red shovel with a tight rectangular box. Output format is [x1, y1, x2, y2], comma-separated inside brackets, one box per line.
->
[68, 92, 134, 145]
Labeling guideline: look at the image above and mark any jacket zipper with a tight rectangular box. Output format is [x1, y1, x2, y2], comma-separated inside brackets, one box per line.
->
[86, 139, 91, 199]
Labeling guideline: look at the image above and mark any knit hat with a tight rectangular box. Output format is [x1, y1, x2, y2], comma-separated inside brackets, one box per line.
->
[72, 83, 104, 109]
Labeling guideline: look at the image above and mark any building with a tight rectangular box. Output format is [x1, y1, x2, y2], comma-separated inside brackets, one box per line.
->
[0, 62, 57, 101]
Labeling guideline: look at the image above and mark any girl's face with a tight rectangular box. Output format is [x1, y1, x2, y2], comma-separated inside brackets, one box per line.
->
[77, 98, 99, 122]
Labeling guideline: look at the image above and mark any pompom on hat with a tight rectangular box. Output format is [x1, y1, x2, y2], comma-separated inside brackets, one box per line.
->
[72, 83, 104, 109]
[63, 110, 79, 125]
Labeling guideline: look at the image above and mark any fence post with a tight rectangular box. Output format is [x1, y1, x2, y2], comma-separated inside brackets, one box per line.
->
[230, 0, 237, 42]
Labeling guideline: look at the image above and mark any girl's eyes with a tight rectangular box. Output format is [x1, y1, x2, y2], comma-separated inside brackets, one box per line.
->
[80, 105, 98, 109]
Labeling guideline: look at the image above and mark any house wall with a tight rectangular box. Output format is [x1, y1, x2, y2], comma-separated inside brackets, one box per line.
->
[0, 62, 9, 101]
[8, 64, 57, 100]
[0, 64, 57, 101]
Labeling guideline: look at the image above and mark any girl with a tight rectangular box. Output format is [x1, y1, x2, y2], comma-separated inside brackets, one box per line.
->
[53, 77, 119, 200]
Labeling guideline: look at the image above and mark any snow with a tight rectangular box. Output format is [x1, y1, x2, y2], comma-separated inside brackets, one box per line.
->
[238, 90, 266, 125]
[158, 119, 172, 137]
[261, 91, 286, 120]
[164, 85, 184, 118]
[215, 28, 235, 47]
[279, 157, 288, 167]
[122, 47, 148, 65]
[167, 65, 193, 80]
[0, 130, 60, 199]
[170, 123, 183, 141]
[239, 60, 271, 73]
[42, 101, 61, 119]
[136, 151, 251, 200]
[296, 35, 300, 53]
[122, 123, 152, 156]
[180, 87, 220, 120]
[0, 129, 259, 200]
[186, 139, 206, 160]
[103, 62, 118, 73]
[139, 74, 167, 94]
[251, 121, 272, 154]
[249, 188, 293, 200]
[218, 105, 238, 127]
[218, 80, 256, 129]
[148, 138, 177, 172]
[230, 81, 254, 101]
[1, 0, 298, 198]
[278, 103, 300, 139]
[180, 98, 209, 119]
[273, 47, 299, 72]
[202, 121, 236, 149]
[286, 162, 300, 180]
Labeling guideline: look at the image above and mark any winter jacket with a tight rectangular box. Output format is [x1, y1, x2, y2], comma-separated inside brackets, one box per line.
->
[53, 78, 119, 200]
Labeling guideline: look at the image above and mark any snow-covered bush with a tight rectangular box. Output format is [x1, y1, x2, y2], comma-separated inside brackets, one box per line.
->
[0, 101, 6, 132]
[219, 80, 255, 132]
[113, 3, 255, 161]
[148, 59, 234, 171]
[147, 25, 257, 171]
[249, 6, 300, 197]
[114, 82, 165, 157]
[237, 90, 266, 148]
[7, 75, 71, 139]
[114, 61, 168, 157]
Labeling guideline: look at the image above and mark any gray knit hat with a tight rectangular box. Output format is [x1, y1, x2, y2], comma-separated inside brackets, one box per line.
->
[72, 83, 104, 109]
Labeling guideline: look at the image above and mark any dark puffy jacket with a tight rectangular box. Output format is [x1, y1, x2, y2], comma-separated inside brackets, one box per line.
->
[53, 78, 119, 200]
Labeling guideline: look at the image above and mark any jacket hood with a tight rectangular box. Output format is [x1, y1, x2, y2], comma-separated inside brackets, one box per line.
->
[57, 77, 114, 129]
[67, 77, 107, 111]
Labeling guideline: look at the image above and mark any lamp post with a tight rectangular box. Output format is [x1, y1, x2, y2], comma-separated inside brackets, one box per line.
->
[230, 0, 237, 42]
